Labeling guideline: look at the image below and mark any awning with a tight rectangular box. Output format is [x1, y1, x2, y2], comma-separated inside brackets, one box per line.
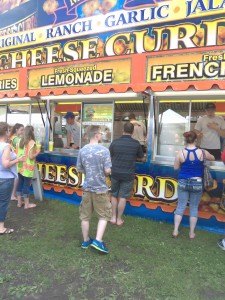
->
[1, 47, 225, 99]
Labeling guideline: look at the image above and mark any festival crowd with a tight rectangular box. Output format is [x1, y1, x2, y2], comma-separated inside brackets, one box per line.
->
[1, 103, 225, 253]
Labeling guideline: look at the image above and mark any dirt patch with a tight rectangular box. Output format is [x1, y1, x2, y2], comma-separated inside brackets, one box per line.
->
[199, 288, 225, 300]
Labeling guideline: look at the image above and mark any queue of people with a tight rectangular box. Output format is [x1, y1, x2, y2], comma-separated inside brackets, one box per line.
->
[1, 105, 225, 252]
[0, 122, 40, 235]
[77, 122, 225, 254]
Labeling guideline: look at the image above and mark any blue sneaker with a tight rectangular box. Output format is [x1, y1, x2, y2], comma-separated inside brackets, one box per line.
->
[90, 239, 109, 254]
[81, 238, 93, 249]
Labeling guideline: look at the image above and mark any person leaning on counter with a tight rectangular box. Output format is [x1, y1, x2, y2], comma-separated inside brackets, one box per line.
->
[64, 112, 81, 149]
[194, 102, 225, 160]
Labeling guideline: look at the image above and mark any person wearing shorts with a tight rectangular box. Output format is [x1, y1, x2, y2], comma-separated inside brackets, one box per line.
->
[77, 125, 112, 254]
[109, 122, 144, 226]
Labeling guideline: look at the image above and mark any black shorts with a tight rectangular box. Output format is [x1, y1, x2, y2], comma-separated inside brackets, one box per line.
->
[203, 149, 221, 160]
[111, 177, 134, 199]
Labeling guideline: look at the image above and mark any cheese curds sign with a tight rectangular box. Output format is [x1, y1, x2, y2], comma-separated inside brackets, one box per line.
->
[37, 161, 225, 222]
[1, 0, 225, 92]
[1, 20, 225, 70]
[37, 162, 178, 203]
[0, 1, 225, 68]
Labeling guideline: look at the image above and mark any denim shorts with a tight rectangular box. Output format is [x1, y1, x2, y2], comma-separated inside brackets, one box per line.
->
[178, 178, 203, 192]
[111, 177, 134, 199]
[0, 178, 14, 222]
[175, 178, 203, 218]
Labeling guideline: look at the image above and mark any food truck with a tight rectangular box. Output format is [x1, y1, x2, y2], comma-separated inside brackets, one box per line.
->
[0, 0, 225, 233]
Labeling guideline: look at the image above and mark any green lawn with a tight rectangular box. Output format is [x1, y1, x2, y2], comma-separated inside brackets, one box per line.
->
[0, 200, 225, 300]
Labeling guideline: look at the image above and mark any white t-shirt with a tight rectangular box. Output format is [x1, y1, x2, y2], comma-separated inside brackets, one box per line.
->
[195, 115, 225, 149]
[66, 122, 81, 146]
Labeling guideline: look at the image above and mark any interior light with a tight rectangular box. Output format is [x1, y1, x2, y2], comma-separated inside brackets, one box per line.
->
[159, 100, 190, 103]
[159, 99, 225, 103]
[0, 97, 31, 103]
[57, 102, 82, 105]
[215, 112, 225, 115]
[57, 111, 79, 114]
[192, 99, 225, 102]
[115, 100, 144, 104]
[154, 90, 225, 97]
[40, 92, 140, 101]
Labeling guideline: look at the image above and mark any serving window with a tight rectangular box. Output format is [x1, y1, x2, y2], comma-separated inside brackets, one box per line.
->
[50, 96, 150, 161]
[156, 99, 225, 161]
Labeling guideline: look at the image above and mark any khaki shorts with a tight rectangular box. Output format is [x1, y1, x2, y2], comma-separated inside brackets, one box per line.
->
[79, 191, 112, 221]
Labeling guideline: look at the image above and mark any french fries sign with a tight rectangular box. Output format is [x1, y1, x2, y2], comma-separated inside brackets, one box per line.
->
[148, 51, 225, 82]
[0, 72, 19, 91]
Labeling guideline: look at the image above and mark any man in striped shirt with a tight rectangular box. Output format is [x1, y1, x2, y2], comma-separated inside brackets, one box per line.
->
[109, 122, 144, 226]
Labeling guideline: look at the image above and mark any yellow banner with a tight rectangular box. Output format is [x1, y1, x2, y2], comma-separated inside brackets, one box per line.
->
[0, 72, 19, 91]
[147, 50, 225, 82]
[28, 59, 131, 89]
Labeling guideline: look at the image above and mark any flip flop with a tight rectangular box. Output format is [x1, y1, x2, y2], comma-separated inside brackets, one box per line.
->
[0, 228, 14, 235]
[117, 220, 124, 227]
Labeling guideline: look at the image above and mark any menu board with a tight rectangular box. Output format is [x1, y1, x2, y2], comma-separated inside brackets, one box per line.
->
[83, 103, 113, 123]
[82, 103, 113, 147]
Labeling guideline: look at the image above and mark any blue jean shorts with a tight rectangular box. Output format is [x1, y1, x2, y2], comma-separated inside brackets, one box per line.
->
[178, 178, 203, 192]
[175, 178, 203, 218]
[111, 177, 134, 199]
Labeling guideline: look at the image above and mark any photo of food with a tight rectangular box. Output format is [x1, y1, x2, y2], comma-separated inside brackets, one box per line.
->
[0, 0, 29, 14]
[42, 0, 59, 15]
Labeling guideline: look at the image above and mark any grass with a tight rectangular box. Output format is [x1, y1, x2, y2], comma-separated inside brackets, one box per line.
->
[0, 199, 225, 300]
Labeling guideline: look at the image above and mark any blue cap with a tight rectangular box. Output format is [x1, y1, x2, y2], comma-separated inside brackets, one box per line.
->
[64, 111, 75, 119]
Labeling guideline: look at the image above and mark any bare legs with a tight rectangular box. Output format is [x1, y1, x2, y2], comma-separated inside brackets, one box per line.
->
[11, 178, 18, 201]
[110, 196, 117, 223]
[173, 214, 198, 238]
[17, 195, 23, 208]
[117, 198, 126, 225]
[173, 214, 182, 236]
[110, 196, 126, 225]
[81, 220, 90, 242]
[96, 220, 107, 242]
[0, 222, 5, 233]
[173, 188, 201, 238]
[189, 217, 198, 239]
[17, 196, 36, 209]
[81, 219, 107, 242]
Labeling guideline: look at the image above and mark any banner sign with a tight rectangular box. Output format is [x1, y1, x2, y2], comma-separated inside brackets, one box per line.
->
[28, 59, 130, 89]
[1, 1, 225, 67]
[37, 162, 178, 202]
[0, 72, 19, 91]
[147, 50, 225, 82]
[1, 1, 225, 93]
[37, 161, 225, 218]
